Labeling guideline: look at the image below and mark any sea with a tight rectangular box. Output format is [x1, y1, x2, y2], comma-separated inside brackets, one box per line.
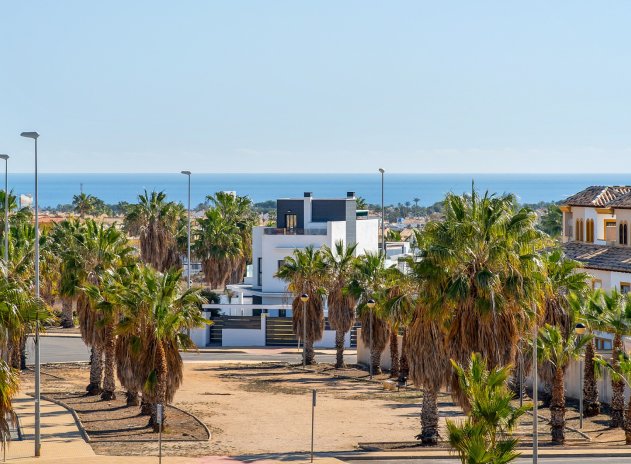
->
[5, 173, 631, 208]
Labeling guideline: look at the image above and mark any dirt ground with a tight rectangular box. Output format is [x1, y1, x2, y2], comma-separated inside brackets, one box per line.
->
[19, 361, 631, 458]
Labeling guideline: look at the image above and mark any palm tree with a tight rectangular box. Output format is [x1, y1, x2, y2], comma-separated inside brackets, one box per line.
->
[116, 266, 207, 430]
[124, 190, 183, 272]
[537, 324, 591, 444]
[193, 208, 242, 289]
[593, 289, 631, 427]
[0, 361, 19, 450]
[276, 246, 326, 365]
[538, 249, 590, 405]
[569, 291, 603, 417]
[409, 188, 544, 406]
[206, 192, 256, 284]
[347, 252, 390, 375]
[77, 220, 133, 396]
[447, 353, 528, 464]
[321, 241, 357, 368]
[72, 193, 97, 218]
[413, 197, 420, 215]
[382, 268, 414, 378]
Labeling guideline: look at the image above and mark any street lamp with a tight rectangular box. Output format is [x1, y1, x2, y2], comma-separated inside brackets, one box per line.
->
[20, 131, 40, 457]
[300, 294, 309, 369]
[367, 299, 376, 379]
[181, 171, 191, 289]
[532, 304, 538, 464]
[575, 322, 586, 429]
[0, 155, 8, 263]
[378, 169, 385, 256]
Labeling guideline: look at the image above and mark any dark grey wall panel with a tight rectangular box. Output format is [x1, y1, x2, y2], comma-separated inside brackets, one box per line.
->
[312, 199, 347, 222]
[276, 200, 305, 228]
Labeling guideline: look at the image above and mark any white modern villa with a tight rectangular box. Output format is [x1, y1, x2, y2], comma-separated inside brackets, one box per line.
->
[191, 192, 380, 348]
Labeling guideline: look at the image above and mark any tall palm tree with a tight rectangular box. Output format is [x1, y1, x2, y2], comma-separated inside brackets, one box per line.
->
[77, 220, 133, 396]
[124, 190, 183, 272]
[321, 241, 357, 368]
[72, 193, 97, 218]
[0, 361, 19, 449]
[346, 252, 391, 375]
[409, 188, 544, 406]
[206, 192, 256, 284]
[593, 289, 631, 427]
[276, 246, 326, 365]
[382, 267, 414, 378]
[538, 249, 590, 405]
[569, 291, 603, 417]
[193, 208, 242, 289]
[116, 266, 207, 429]
[537, 324, 591, 444]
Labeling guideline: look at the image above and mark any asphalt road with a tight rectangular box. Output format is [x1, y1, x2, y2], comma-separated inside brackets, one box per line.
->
[25, 335, 356, 365]
[342, 459, 631, 464]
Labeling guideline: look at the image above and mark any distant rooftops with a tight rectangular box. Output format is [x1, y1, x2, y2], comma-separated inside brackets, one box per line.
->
[563, 186, 631, 208]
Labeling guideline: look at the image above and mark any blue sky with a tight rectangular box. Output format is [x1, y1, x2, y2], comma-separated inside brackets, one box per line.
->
[1, 1, 630, 173]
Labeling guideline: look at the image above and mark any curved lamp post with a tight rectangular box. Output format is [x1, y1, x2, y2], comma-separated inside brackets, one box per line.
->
[300, 293, 309, 369]
[20, 131, 40, 457]
[575, 322, 586, 429]
[367, 299, 376, 379]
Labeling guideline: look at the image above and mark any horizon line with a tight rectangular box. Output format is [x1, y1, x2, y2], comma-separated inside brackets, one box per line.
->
[5, 171, 631, 176]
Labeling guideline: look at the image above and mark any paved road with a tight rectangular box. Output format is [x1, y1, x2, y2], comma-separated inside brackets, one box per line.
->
[25, 335, 356, 365]
[343, 459, 631, 464]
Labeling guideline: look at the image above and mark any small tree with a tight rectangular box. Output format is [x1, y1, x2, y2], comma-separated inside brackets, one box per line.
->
[447, 353, 528, 464]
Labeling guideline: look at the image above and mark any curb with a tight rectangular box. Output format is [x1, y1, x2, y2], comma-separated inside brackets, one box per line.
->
[38, 393, 211, 443]
[334, 450, 631, 460]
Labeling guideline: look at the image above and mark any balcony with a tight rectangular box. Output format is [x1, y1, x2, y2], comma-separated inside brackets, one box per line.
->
[264, 227, 327, 236]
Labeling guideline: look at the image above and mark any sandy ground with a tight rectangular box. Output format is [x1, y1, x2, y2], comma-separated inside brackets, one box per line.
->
[19, 361, 630, 459]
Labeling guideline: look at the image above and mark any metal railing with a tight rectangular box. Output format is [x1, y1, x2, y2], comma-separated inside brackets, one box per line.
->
[263, 227, 327, 236]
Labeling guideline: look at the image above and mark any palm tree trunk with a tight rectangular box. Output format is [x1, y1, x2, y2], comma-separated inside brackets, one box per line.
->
[100, 323, 116, 400]
[370, 346, 382, 375]
[550, 367, 566, 444]
[126, 391, 140, 407]
[305, 338, 315, 365]
[87, 345, 103, 396]
[399, 328, 409, 379]
[140, 398, 152, 415]
[612, 333, 625, 428]
[583, 340, 600, 417]
[418, 385, 439, 445]
[334, 330, 345, 368]
[19, 336, 27, 370]
[151, 341, 168, 432]
[625, 397, 631, 445]
[61, 297, 75, 328]
[389, 330, 400, 378]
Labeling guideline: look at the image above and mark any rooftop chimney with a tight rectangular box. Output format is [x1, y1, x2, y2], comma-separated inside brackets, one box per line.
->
[347, 192, 355, 199]
[304, 192, 312, 198]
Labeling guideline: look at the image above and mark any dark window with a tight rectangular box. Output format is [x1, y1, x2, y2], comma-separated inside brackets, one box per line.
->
[279, 309, 287, 317]
[277, 259, 285, 270]
[257, 257, 262, 286]
[252, 309, 263, 317]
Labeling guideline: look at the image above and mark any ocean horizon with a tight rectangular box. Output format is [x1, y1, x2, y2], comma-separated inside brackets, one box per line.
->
[5, 173, 631, 208]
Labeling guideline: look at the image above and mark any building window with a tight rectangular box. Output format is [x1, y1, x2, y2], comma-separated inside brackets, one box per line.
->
[605, 219, 617, 242]
[586, 219, 594, 243]
[575, 219, 580, 241]
[621, 283, 631, 295]
[285, 213, 297, 231]
[592, 279, 602, 290]
[257, 257, 262, 287]
[277, 259, 285, 271]
[620, 222, 629, 246]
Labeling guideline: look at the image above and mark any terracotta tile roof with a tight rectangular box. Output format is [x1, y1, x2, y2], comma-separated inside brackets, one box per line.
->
[562, 242, 631, 273]
[563, 186, 631, 207]
[608, 191, 631, 209]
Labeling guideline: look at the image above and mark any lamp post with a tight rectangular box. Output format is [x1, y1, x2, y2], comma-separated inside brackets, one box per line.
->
[20, 131, 40, 457]
[575, 322, 586, 429]
[367, 299, 376, 379]
[181, 171, 191, 289]
[378, 169, 385, 256]
[300, 293, 309, 369]
[0, 155, 9, 263]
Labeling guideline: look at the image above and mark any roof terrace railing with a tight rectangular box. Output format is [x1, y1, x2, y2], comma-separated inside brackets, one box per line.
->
[264, 227, 327, 236]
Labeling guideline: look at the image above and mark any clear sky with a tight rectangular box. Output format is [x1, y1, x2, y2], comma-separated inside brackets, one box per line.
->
[2, 1, 630, 174]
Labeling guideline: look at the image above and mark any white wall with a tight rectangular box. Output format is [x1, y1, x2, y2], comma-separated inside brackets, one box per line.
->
[314, 330, 351, 348]
[222, 316, 267, 347]
[355, 219, 379, 255]
[356, 328, 402, 371]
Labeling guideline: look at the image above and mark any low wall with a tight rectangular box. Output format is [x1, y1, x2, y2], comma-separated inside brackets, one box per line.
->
[356, 328, 402, 371]
[222, 316, 266, 347]
[314, 330, 351, 349]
